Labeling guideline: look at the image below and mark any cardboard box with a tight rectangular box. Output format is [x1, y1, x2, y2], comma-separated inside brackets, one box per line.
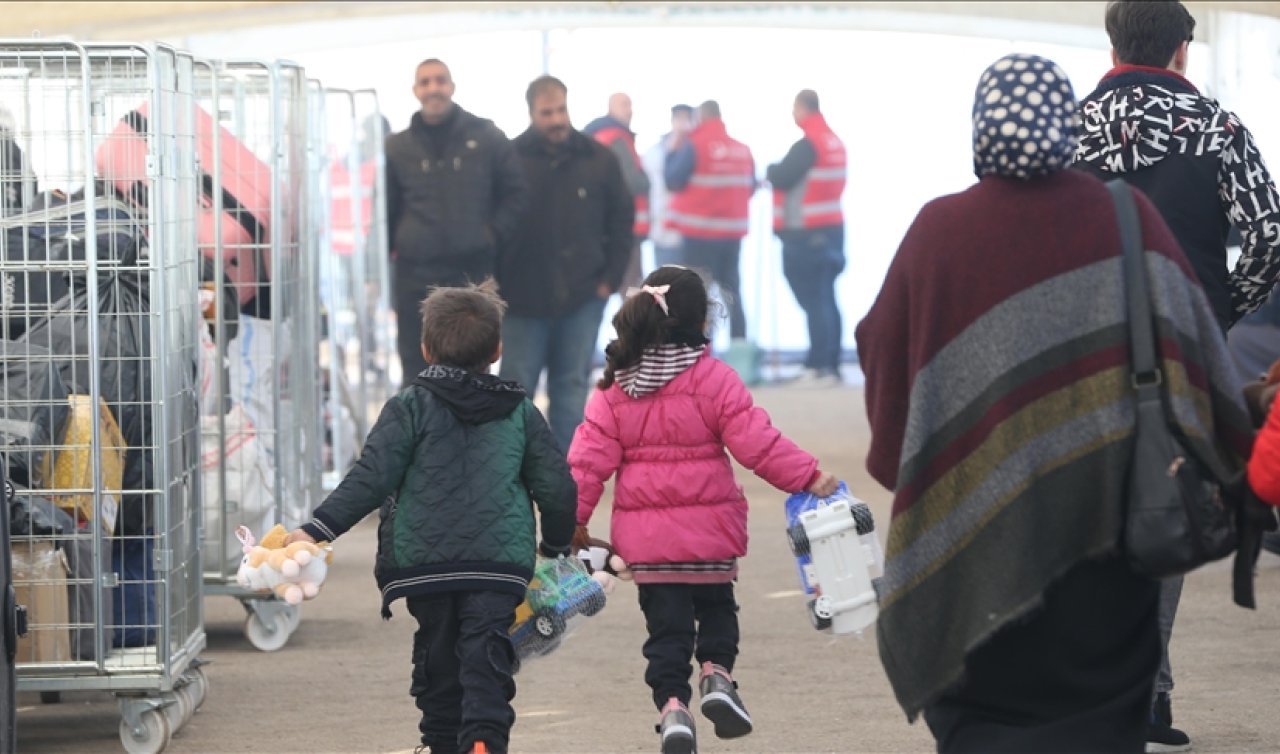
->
[12, 541, 71, 664]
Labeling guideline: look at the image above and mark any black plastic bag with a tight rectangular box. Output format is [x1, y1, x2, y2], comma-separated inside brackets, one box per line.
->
[20, 256, 153, 536]
[0, 342, 70, 488]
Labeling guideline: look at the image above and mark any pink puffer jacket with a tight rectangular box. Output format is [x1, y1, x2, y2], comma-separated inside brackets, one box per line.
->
[569, 351, 818, 568]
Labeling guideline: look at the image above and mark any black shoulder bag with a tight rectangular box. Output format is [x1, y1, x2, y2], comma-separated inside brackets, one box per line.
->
[1107, 179, 1237, 579]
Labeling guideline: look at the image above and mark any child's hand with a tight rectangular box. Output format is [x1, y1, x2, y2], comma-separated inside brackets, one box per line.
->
[285, 529, 316, 546]
[808, 471, 839, 498]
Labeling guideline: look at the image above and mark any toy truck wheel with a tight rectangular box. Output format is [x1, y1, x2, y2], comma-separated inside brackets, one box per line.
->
[806, 599, 832, 631]
[532, 610, 565, 639]
[787, 524, 810, 557]
[851, 502, 875, 536]
[580, 591, 606, 617]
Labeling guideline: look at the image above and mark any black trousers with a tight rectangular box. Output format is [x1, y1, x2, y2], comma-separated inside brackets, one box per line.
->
[637, 582, 740, 710]
[923, 557, 1161, 753]
[681, 238, 746, 340]
[393, 272, 430, 381]
[406, 590, 522, 754]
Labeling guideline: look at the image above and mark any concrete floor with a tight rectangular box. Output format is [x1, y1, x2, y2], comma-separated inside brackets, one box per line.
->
[15, 385, 1280, 753]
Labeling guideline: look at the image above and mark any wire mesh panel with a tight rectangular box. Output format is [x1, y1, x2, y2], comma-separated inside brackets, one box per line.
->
[193, 59, 321, 651]
[319, 87, 367, 489]
[352, 89, 393, 408]
[0, 39, 206, 752]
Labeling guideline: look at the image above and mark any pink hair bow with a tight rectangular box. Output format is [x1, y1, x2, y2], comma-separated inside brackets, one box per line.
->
[640, 284, 670, 315]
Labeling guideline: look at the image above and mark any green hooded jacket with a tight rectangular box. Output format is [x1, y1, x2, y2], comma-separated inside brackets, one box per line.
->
[300, 365, 576, 617]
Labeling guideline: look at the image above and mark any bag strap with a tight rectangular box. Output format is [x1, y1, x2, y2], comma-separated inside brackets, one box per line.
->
[1106, 180, 1162, 400]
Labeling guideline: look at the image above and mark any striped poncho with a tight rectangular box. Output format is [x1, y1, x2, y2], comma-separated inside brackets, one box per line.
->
[855, 169, 1252, 720]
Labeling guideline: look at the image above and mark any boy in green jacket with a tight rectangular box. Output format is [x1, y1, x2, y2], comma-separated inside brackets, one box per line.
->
[289, 280, 576, 754]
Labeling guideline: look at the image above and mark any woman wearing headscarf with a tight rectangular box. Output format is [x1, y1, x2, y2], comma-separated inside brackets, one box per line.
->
[856, 53, 1252, 752]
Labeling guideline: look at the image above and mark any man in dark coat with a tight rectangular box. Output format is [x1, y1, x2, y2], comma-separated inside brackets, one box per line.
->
[497, 75, 634, 453]
[385, 58, 527, 381]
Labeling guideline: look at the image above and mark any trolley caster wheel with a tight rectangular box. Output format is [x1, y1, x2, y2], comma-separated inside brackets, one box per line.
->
[787, 524, 810, 557]
[283, 604, 302, 634]
[807, 599, 832, 631]
[532, 610, 565, 640]
[184, 667, 209, 710]
[175, 684, 198, 722]
[120, 708, 171, 754]
[160, 691, 189, 733]
[244, 612, 291, 652]
[39, 691, 61, 704]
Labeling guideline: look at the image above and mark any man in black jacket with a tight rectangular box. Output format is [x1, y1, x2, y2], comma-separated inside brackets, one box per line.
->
[1073, 3, 1280, 751]
[386, 58, 527, 381]
[498, 75, 634, 453]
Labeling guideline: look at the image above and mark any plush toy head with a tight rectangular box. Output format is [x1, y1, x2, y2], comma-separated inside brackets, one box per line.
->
[577, 536, 631, 594]
[234, 524, 331, 604]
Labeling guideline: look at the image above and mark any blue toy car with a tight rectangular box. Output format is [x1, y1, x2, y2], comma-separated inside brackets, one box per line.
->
[509, 556, 606, 670]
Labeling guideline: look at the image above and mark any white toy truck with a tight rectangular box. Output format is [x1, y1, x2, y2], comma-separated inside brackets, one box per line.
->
[785, 485, 884, 636]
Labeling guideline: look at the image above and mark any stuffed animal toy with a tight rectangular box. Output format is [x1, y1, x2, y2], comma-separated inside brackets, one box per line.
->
[235, 524, 332, 605]
[575, 535, 631, 594]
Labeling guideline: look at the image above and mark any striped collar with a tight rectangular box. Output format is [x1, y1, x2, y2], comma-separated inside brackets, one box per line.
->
[616, 344, 705, 398]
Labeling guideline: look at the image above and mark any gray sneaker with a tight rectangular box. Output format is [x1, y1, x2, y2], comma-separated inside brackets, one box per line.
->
[655, 697, 697, 754]
[698, 662, 753, 739]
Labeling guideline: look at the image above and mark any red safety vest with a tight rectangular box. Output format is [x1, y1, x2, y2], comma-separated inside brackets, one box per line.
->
[772, 112, 846, 232]
[591, 125, 651, 237]
[668, 119, 755, 240]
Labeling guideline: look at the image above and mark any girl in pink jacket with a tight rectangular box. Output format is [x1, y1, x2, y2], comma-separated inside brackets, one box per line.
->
[568, 265, 838, 754]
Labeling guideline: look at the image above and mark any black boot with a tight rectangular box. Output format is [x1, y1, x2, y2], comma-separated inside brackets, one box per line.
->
[1145, 692, 1191, 753]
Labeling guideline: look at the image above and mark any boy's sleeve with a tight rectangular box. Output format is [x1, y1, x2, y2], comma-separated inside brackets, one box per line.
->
[300, 397, 414, 542]
[712, 364, 819, 493]
[520, 401, 577, 556]
[566, 390, 623, 528]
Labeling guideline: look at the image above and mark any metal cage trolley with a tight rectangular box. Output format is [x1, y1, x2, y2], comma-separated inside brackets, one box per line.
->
[351, 88, 394, 410]
[193, 58, 323, 652]
[319, 86, 380, 490]
[0, 40, 207, 753]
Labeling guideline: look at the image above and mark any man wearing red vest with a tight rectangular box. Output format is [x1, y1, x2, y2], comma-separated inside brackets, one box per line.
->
[665, 100, 756, 341]
[583, 92, 650, 291]
[766, 90, 847, 388]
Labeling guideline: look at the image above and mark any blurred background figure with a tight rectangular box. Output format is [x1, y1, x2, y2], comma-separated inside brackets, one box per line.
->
[498, 75, 634, 453]
[642, 103, 694, 270]
[385, 58, 526, 381]
[584, 92, 650, 292]
[767, 89, 847, 388]
[665, 100, 755, 344]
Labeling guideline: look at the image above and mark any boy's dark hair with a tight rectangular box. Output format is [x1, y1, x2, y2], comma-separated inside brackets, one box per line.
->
[526, 75, 567, 110]
[795, 89, 820, 113]
[671, 103, 693, 117]
[598, 266, 709, 390]
[1105, 1, 1195, 68]
[418, 279, 507, 374]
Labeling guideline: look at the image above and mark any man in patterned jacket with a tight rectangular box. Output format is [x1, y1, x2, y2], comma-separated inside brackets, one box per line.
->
[1074, 2, 1280, 751]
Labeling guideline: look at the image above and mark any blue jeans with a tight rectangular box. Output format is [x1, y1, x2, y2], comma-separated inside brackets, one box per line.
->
[499, 295, 608, 453]
[782, 227, 846, 373]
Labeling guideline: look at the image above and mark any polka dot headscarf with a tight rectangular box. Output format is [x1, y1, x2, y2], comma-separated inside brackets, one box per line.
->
[972, 53, 1080, 180]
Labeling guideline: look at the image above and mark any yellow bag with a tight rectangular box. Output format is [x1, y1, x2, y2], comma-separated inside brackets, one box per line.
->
[49, 395, 126, 533]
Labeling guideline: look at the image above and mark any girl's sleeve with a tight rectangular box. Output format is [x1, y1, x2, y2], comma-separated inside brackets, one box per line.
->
[567, 390, 624, 525]
[713, 364, 818, 493]
[1248, 396, 1280, 506]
